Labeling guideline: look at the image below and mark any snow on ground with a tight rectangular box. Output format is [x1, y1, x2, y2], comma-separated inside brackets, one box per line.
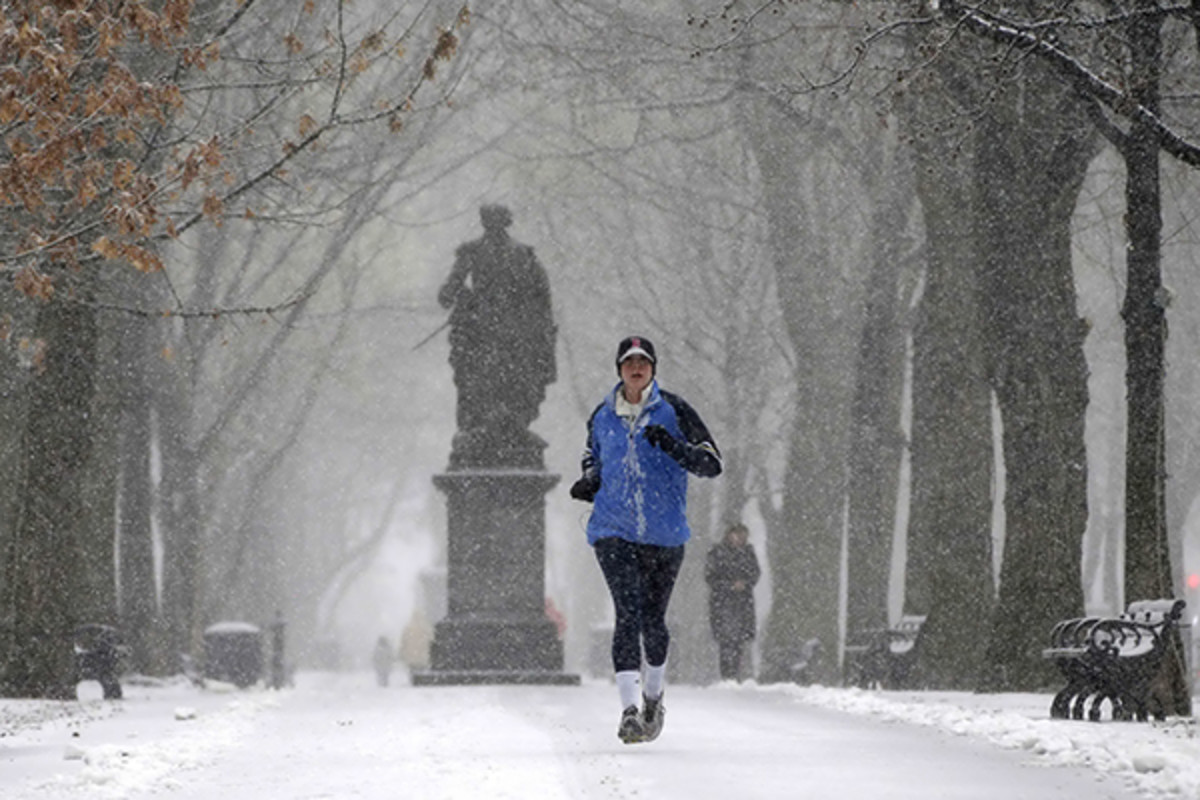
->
[0, 672, 1196, 799]
[756, 682, 1200, 798]
[1, 677, 279, 798]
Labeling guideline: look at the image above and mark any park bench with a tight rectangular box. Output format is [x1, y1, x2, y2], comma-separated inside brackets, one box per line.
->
[844, 614, 926, 689]
[1042, 598, 1185, 722]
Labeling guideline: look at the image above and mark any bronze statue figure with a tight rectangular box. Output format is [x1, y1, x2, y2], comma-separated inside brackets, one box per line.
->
[438, 204, 556, 469]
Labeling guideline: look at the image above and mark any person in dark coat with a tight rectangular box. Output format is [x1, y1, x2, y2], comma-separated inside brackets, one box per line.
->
[705, 523, 761, 681]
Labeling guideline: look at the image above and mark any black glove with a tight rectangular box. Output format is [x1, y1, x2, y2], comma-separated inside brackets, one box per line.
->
[569, 474, 600, 502]
[643, 424, 686, 460]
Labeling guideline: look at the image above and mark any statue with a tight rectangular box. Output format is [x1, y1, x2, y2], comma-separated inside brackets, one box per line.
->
[438, 204, 556, 469]
[419, 205, 574, 686]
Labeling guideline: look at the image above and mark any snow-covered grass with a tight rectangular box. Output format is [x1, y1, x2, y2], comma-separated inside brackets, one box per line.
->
[1, 676, 280, 798]
[745, 681, 1200, 798]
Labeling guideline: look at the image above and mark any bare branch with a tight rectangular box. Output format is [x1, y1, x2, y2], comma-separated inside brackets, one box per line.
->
[940, 0, 1200, 168]
[83, 289, 313, 319]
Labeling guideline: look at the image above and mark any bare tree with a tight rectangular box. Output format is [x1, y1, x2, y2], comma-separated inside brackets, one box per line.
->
[930, 0, 1195, 708]
[0, 0, 470, 696]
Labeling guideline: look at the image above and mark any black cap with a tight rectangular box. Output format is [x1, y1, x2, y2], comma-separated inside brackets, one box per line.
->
[616, 336, 656, 374]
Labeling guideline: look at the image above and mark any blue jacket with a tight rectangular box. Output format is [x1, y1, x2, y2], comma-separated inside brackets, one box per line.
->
[579, 380, 722, 547]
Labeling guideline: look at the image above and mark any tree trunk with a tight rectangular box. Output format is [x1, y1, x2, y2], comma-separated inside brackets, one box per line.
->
[974, 99, 1094, 691]
[115, 310, 166, 675]
[79, 312, 122, 639]
[1123, 0, 1172, 605]
[844, 130, 913, 650]
[1122, 0, 1189, 716]
[1, 298, 102, 698]
[739, 93, 858, 685]
[903, 131, 995, 689]
[159, 418, 204, 666]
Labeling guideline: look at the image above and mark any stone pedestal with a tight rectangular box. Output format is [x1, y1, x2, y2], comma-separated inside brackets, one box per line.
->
[411, 469, 579, 686]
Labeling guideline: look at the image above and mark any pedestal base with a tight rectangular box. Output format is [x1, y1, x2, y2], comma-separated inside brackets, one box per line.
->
[411, 669, 580, 686]
[422, 469, 578, 686]
[428, 614, 564, 670]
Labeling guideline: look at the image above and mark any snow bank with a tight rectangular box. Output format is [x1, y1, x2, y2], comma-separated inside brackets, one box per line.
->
[745, 682, 1200, 798]
[2, 678, 281, 799]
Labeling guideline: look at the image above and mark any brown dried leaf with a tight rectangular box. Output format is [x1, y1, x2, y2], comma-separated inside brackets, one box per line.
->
[29, 338, 46, 375]
[13, 266, 54, 301]
[360, 31, 384, 53]
[0, 94, 24, 124]
[202, 193, 224, 223]
[113, 159, 135, 189]
[76, 176, 98, 207]
[126, 245, 163, 273]
[199, 136, 222, 167]
[433, 29, 458, 62]
[92, 236, 121, 260]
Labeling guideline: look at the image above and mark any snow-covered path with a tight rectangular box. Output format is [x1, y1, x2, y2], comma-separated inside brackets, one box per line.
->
[151, 675, 1137, 800]
[4, 671, 1167, 799]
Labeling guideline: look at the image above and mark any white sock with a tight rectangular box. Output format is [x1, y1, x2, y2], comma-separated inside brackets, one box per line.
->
[616, 670, 640, 708]
[644, 662, 666, 700]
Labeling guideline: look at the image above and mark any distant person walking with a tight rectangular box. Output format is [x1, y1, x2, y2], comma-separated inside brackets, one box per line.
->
[372, 636, 394, 687]
[569, 336, 722, 744]
[705, 523, 761, 681]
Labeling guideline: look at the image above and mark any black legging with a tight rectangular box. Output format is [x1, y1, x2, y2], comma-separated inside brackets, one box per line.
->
[594, 537, 685, 672]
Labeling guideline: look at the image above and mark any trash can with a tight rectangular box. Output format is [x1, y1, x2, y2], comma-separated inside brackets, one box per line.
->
[204, 621, 263, 688]
[74, 624, 125, 699]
